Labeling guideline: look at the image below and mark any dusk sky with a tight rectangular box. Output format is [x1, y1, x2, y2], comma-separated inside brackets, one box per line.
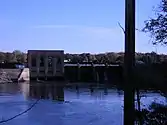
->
[0, 0, 166, 54]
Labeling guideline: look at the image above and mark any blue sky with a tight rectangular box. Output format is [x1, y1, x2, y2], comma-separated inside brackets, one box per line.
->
[0, 0, 166, 54]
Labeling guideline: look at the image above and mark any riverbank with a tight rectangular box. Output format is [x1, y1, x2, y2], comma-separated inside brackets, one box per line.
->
[0, 69, 22, 83]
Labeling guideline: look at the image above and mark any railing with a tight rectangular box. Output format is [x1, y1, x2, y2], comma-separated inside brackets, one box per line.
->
[64, 64, 120, 67]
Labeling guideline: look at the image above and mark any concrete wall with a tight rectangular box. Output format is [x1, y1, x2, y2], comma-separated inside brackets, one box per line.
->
[18, 68, 30, 81]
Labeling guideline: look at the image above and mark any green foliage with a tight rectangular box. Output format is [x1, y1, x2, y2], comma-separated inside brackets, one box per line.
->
[0, 52, 5, 62]
[5, 52, 16, 63]
[143, 0, 167, 45]
[0, 50, 27, 64]
[0, 50, 166, 64]
[13, 50, 26, 63]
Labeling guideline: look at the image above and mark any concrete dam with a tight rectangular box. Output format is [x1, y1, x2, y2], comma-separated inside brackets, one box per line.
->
[64, 64, 123, 84]
[26, 50, 123, 84]
[25, 63, 123, 84]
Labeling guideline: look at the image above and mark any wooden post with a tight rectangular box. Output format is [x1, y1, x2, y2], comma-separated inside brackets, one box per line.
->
[124, 0, 135, 125]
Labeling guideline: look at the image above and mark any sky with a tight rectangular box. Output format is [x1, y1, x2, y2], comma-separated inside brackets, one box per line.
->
[0, 0, 166, 54]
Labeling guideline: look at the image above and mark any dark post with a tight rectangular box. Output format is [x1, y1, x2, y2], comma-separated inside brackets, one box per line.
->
[91, 62, 94, 82]
[77, 63, 80, 82]
[104, 63, 108, 83]
[124, 0, 135, 125]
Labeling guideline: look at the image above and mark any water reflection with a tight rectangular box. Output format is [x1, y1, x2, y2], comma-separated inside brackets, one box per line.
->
[0, 82, 167, 125]
[89, 85, 94, 94]
[0, 83, 20, 95]
[29, 82, 64, 101]
[28, 82, 125, 103]
[104, 87, 108, 95]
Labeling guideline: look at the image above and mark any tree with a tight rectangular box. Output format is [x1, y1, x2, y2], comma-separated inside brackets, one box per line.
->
[106, 52, 118, 63]
[5, 52, 16, 63]
[136, 102, 167, 125]
[64, 53, 73, 61]
[80, 53, 88, 62]
[143, 0, 167, 45]
[70, 54, 82, 63]
[89, 54, 97, 62]
[13, 50, 22, 63]
[0, 52, 5, 63]
[12, 50, 26, 63]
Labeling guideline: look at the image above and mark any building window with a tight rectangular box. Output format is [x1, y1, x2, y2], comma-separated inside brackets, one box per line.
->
[40, 56, 44, 67]
[40, 70, 45, 73]
[31, 56, 36, 67]
[48, 56, 53, 67]
[57, 57, 62, 65]
[48, 70, 52, 73]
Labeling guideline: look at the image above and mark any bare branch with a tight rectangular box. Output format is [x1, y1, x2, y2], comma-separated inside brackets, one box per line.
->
[118, 22, 143, 33]
[118, 22, 125, 34]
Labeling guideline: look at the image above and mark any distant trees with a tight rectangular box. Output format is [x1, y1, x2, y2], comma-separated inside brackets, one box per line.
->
[0, 50, 166, 64]
[0, 52, 5, 63]
[4, 52, 15, 63]
[0, 50, 27, 64]
[64, 52, 167, 64]
[13, 50, 27, 63]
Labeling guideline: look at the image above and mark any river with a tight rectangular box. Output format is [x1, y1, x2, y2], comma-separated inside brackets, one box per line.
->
[0, 82, 166, 125]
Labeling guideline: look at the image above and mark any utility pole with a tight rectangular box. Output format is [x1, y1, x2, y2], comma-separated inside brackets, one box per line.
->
[124, 0, 136, 125]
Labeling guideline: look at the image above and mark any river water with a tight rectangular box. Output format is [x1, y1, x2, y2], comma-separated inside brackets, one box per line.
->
[0, 82, 166, 125]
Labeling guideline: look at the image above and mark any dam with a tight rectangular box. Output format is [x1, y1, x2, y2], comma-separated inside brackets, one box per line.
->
[19, 50, 123, 84]
[27, 50, 64, 81]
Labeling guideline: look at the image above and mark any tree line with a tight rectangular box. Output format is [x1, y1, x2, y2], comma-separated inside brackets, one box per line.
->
[0, 50, 167, 64]
[0, 50, 27, 64]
